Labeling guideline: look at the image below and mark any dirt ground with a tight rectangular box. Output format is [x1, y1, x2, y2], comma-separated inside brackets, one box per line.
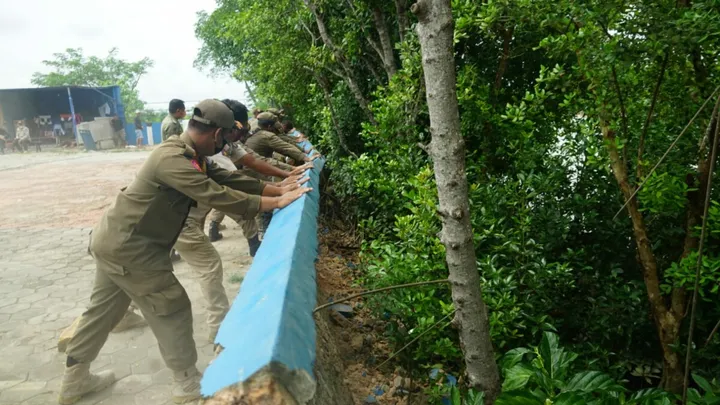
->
[315, 228, 427, 405]
[0, 150, 252, 405]
[0, 151, 149, 229]
[0, 150, 419, 405]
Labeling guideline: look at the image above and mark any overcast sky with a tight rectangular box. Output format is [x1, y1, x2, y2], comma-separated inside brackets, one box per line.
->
[0, 0, 249, 109]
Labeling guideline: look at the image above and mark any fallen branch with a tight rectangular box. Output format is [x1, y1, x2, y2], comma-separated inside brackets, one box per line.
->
[376, 309, 456, 370]
[312, 279, 449, 313]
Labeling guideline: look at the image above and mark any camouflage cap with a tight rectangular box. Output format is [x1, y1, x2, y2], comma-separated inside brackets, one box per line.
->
[192, 99, 235, 129]
[256, 111, 278, 123]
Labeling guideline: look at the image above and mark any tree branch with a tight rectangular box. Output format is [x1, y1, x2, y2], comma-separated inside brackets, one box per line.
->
[637, 52, 670, 179]
[375, 309, 456, 370]
[682, 93, 720, 404]
[302, 0, 376, 124]
[395, 0, 410, 42]
[313, 279, 449, 313]
[493, 26, 514, 97]
[612, 86, 720, 220]
[372, 6, 398, 80]
[315, 73, 358, 158]
[609, 66, 629, 164]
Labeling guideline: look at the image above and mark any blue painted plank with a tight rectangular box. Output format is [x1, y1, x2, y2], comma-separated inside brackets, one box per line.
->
[201, 145, 324, 399]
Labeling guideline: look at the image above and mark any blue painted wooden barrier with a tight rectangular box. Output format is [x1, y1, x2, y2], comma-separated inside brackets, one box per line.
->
[151, 122, 162, 145]
[201, 139, 323, 402]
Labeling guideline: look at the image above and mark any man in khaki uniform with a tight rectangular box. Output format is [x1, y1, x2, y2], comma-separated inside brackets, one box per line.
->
[245, 112, 311, 163]
[58, 99, 310, 405]
[173, 99, 309, 343]
[207, 101, 311, 246]
[248, 107, 262, 132]
[206, 151, 301, 241]
[244, 112, 317, 239]
[161, 99, 186, 141]
[16, 121, 31, 152]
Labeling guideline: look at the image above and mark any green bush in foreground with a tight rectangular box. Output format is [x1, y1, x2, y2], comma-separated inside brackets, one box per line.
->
[438, 332, 720, 405]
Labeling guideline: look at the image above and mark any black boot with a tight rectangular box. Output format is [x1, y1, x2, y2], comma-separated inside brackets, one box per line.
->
[209, 221, 223, 242]
[247, 235, 261, 257]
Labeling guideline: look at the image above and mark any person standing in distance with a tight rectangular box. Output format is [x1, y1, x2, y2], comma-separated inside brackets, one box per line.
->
[162, 99, 186, 142]
[134, 111, 144, 147]
[16, 121, 31, 153]
[57, 99, 311, 405]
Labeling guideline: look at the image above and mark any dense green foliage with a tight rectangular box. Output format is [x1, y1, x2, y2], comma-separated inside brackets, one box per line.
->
[442, 333, 720, 405]
[31, 48, 154, 119]
[196, 0, 720, 394]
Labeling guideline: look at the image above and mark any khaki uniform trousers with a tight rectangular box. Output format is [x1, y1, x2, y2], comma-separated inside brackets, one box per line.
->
[66, 256, 196, 372]
[173, 217, 229, 333]
[208, 209, 259, 239]
[240, 168, 275, 239]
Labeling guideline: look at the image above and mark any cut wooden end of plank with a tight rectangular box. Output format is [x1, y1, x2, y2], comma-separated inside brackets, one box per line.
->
[203, 363, 314, 405]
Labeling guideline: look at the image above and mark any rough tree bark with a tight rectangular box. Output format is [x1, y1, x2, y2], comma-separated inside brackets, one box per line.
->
[411, 0, 501, 402]
[371, 7, 398, 80]
[302, 0, 377, 125]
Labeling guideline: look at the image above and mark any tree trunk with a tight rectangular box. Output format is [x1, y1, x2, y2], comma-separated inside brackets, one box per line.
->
[395, 0, 410, 42]
[411, 0, 500, 402]
[363, 48, 385, 85]
[316, 74, 357, 158]
[493, 26, 513, 98]
[245, 82, 258, 106]
[302, 0, 377, 125]
[602, 123, 684, 392]
[372, 7, 398, 80]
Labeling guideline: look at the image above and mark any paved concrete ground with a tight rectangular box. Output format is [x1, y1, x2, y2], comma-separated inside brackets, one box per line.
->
[0, 151, 252, 404]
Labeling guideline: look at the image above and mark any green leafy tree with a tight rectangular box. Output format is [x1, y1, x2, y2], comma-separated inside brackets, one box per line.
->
[140, 109, 168, 124]
[31, 48, 154, 120]
[196, 0, 720, 395]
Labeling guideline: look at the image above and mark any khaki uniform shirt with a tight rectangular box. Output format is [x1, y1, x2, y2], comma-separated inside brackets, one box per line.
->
[188, 142, 251, 221]
[90, 133, 265, 270]
[245, 146, 294, 171]
[161, 114, 183, 142]
[16, 126, 30, 141]
[245, 130, 306, 163]
[277, 134, 305, 152]
[223, 141, 292, 170]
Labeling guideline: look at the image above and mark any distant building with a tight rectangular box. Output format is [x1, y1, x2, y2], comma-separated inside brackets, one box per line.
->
[0, 86, 124, 145]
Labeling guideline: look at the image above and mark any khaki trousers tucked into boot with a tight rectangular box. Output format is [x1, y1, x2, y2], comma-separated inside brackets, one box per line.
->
[58, 363, 115, 404]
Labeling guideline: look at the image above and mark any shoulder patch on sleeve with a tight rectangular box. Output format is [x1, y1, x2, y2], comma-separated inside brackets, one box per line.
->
[190, 159, 204, 173]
